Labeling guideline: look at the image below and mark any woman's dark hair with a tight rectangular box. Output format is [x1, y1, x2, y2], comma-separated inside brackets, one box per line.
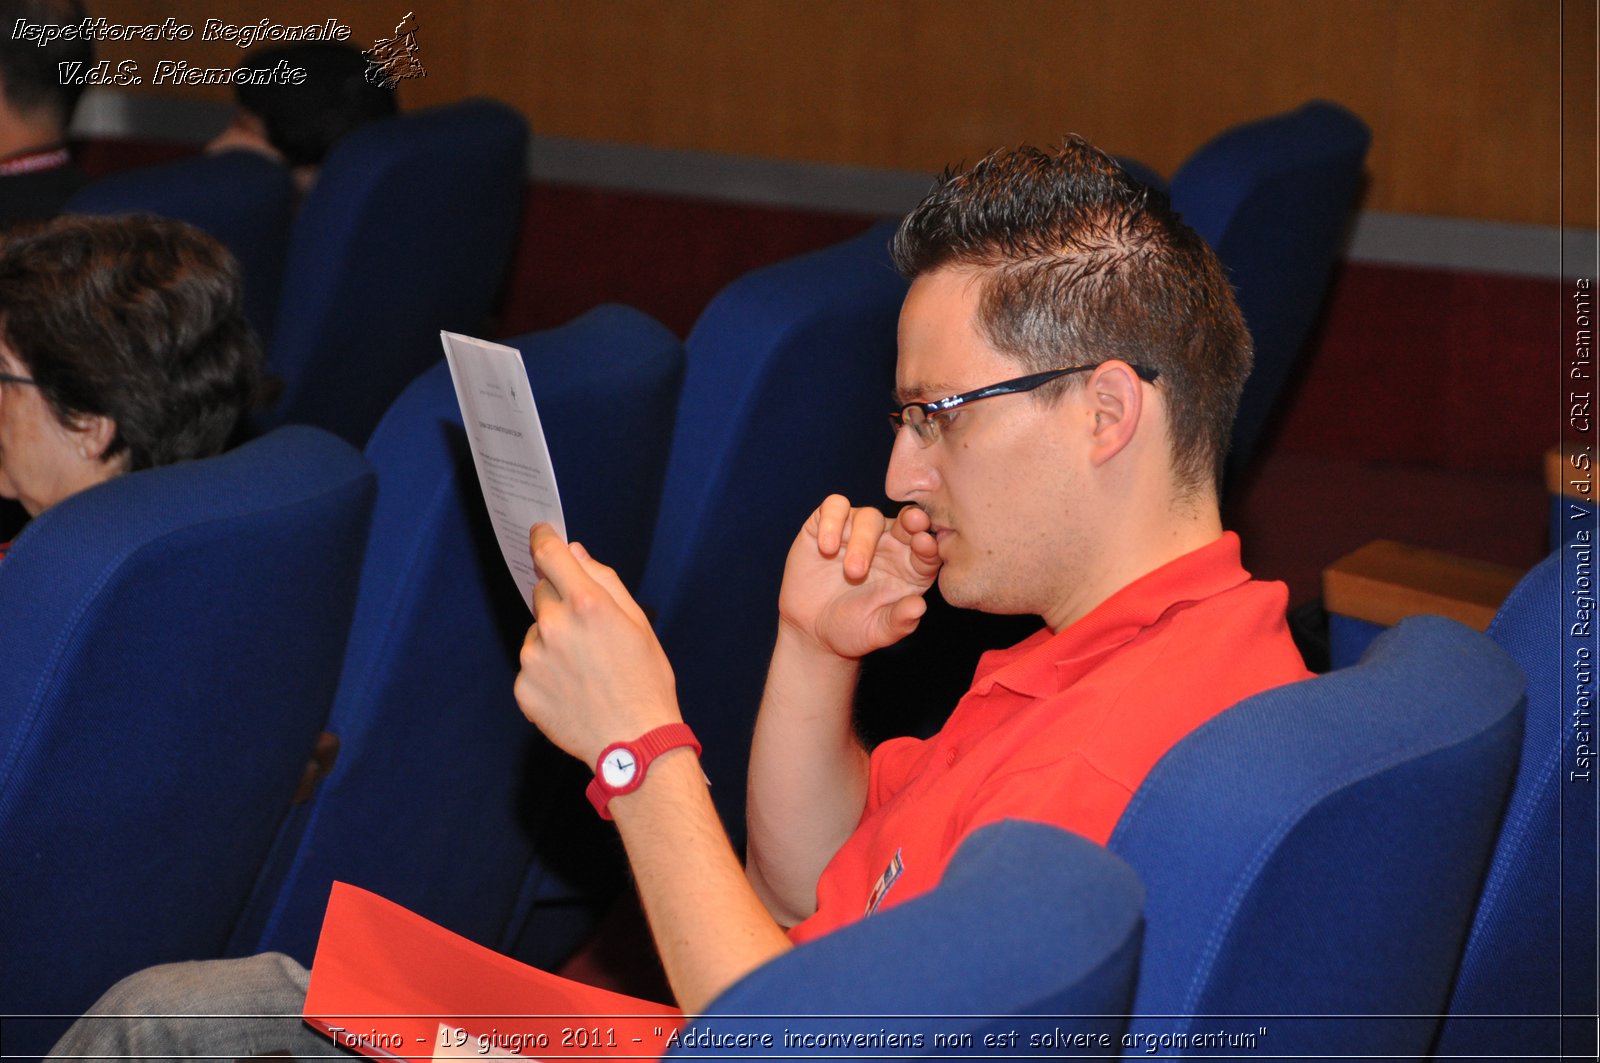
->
[0, 214, 264, 471]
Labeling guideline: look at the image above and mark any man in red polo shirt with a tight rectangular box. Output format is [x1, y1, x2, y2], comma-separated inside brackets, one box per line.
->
[515, 138, 1310, 1010]
[49, 137, 1308, 1056]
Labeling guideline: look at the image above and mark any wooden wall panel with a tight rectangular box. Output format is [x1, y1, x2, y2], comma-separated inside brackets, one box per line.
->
[1564, 0, 1598, 228]
[88, 0, 1579, 226]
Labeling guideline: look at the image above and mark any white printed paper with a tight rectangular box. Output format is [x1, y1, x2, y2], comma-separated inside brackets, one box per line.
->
[441, 331, 566, 611]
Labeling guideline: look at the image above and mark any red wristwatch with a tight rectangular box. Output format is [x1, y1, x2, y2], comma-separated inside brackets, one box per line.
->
[586, 723, 702, 820]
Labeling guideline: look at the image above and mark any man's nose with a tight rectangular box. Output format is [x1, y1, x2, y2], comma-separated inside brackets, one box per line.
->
[885, 426, 939, 502]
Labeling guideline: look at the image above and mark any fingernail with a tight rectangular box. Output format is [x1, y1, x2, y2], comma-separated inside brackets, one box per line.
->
[571, 542, 589, 560]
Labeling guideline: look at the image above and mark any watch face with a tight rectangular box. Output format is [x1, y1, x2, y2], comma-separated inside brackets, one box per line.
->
[600, 747, 638, 789]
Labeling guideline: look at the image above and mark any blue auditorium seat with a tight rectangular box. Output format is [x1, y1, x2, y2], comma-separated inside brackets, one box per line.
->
[229, 306, 684, 969]
[65, 150, 296, 343]
[673, 820, 1144, 1059]
[1109, 616, 1524, 1057]
[1552, 494, 1596, 552]
[1433, 554, 1597, 1058]
[637, 220, 907, 836]
[1168, 100, 1371, 483]
[0, 426, 374, 1061]
[259, 99, 528, 446]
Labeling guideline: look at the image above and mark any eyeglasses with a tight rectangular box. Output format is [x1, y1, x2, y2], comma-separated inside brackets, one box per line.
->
[0, 372, 37, 388]
[889, 362, 1160, 447]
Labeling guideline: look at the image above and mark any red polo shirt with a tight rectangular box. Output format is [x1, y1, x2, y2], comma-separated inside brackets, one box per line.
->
[787, 531, 1310, 945]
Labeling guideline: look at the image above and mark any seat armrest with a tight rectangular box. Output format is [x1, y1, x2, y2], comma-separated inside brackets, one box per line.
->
[1322, 540, 1523, 632]
[1548, 444, 1594, 501]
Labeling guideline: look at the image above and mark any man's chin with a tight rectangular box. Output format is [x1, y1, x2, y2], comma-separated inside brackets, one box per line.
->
[936, 569, 1038, 618]
[935, 568, 980, 611]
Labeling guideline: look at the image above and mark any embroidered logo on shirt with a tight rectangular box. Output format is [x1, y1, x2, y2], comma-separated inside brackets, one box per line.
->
[864, 848, 904, 917]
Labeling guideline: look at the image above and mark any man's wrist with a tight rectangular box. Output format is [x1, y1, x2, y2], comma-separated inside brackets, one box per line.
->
[604, 745, 706, 820]
[587, 722, 702, 820]
[773, 620, 865, 673]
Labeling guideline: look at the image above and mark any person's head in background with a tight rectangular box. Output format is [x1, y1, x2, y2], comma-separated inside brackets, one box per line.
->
[0, 214, 264, 516]
[0, 0, 90, 157]
[208, 43, 397, 194]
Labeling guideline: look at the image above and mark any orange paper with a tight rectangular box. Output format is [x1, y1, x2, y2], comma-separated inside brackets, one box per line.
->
[303, 882, 683, 1062]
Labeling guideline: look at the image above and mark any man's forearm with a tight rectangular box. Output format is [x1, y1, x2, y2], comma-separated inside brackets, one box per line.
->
[609, 750, 793, 1015]
[744, 625, 871, 926]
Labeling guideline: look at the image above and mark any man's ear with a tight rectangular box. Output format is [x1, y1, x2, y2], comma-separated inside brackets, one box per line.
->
[1084, 361, 1143, 467]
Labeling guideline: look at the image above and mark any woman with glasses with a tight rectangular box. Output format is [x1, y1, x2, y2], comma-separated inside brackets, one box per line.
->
[0, 214, 263, 560]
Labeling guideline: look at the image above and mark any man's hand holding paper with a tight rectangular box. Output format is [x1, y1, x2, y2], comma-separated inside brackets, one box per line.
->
[514, 523, 680, 767]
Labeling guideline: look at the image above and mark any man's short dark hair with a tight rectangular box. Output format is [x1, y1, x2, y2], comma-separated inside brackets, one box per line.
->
[891, 138, 1252, 496]
[0, 0, 92, 130]
[0, 214, 264, 471]
[235, 43, 397, 168]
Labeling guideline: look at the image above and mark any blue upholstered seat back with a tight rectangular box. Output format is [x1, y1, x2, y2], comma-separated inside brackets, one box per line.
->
[0, 426, 374, 1059]
[1110, 616, 1523, 1056]
[262, 99, 528, 445]
[65, 150, 296, 343]
[638, 220, 907, 832]
[1433, 553, 1597, 1054]
[1169, 100, 1370, 482]
[677, 820, 1144, 1057]
[230, 306, 685, 966]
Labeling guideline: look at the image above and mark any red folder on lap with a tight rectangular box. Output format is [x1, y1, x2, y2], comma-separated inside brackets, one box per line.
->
[303, 883, 683, 1062]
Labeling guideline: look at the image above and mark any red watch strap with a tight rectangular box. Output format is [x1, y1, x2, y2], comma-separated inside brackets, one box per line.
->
[586, 723, 702, 820]
[634, 722, 700, 764]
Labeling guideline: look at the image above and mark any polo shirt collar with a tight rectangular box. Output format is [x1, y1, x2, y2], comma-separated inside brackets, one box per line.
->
[967, 531, 1252, 698]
